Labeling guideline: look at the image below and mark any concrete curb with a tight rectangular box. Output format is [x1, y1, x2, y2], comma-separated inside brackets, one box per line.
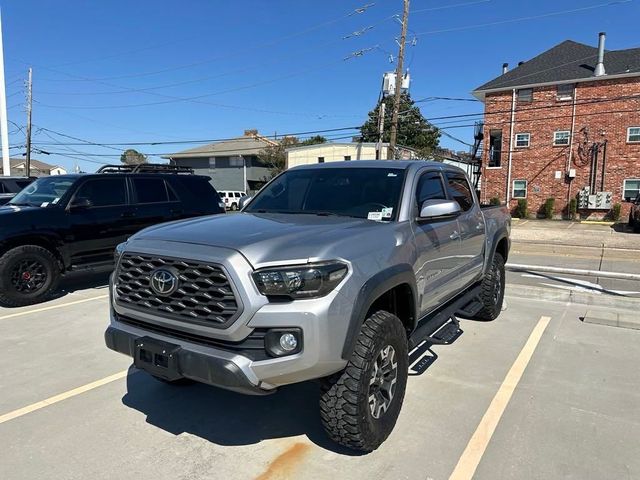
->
[505, 284, 640, 310]
[582, 310, 640, 330]
[511, 239, 640, 252]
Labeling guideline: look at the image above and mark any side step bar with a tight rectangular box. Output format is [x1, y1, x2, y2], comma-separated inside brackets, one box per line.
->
[408, 284, 482, 350]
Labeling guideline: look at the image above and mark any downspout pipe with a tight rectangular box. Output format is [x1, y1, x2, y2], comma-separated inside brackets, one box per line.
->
[506, 88, 516, 204]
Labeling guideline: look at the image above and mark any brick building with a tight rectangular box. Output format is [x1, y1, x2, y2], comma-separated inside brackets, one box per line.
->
[472, 33, 640, 219]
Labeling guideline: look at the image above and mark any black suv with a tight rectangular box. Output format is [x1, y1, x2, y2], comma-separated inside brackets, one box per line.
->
[0, 177, 35, 206]
[0, 164, 225, 307]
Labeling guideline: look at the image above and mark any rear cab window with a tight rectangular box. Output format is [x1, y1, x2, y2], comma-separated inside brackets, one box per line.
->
[444, 173, 474, 212]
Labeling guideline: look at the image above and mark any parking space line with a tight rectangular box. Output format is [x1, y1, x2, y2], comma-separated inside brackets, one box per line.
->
[0, 295, 108, 321]
[449, 315, 551, 480]
[0, 370, 129, 425]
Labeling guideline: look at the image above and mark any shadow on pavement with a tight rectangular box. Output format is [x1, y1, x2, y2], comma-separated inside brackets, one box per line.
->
[611, 223, 636, 234]
[122, 367, 366, 456]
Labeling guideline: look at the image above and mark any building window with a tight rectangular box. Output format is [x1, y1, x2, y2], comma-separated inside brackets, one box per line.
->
[623, 179, 640, 201]
[229, 156, 244, 167]
[557, 84, 574, 101]
[209, 158, 216, 168]
[488, 129, 502, 167]
[344, 155, 351, 161]
[517, 88, 533, 103]
[627, 127, 640, 143]
[553, 131, 571, 146]
[318, 157, 325, 163]
[513, 180, 527, 199]
[515, 133, 530, 148]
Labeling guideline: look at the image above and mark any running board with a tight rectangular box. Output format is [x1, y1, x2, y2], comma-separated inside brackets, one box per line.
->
[408, 284, 481, 350]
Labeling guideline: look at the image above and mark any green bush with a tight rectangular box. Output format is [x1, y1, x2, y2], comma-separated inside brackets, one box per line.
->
[544, 198, 555, 219]
[569, 198, 577, 219]
[611, 203, 622, 222]
[514, 199, 528, 218]
[489, 197, 501, 206]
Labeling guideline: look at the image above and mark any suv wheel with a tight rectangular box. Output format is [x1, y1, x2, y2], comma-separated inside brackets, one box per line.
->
[470, 252, 505, 321]
[231, 203, 238, 211]
[319, 310, 408, 452]
[0, 245, 61, 307]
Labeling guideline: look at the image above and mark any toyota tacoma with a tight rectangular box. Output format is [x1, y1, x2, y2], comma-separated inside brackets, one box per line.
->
[105, 160, 510, 451]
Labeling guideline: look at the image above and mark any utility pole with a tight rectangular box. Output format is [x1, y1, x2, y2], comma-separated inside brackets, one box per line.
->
[25, 67, 32, 177]
[0, 10, 10, 177]
[387, 0, 410, 160]
[376, 101, 386, 160]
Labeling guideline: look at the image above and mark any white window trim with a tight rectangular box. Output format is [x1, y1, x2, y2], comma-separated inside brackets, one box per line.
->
[627, 127, 640, 143]
[553, 130, 571, 146]
[623, 178, 640, 200]
[514, 133, 530, 148]
[512, 179, 528, 199]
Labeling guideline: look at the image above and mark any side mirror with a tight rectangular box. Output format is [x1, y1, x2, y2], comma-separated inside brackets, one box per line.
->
[69, 197, 93, 211]
[417, 199, 461, 221]
[239, 196, 252, 210]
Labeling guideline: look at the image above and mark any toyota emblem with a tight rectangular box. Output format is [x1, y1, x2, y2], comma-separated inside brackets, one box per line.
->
[150, 269, 178, 296]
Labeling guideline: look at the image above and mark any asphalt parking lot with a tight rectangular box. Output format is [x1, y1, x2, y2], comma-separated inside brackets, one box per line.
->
[1, 281, 639, 480]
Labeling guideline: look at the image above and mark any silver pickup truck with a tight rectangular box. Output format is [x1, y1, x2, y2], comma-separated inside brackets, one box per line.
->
[105, 160, 510, 451]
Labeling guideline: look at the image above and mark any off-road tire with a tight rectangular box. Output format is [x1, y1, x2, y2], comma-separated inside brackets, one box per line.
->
[0, 245, 61, 307]
[231, 203, 238, 211]
[319, 310, 408, 452]
[470, 252, 505, 321]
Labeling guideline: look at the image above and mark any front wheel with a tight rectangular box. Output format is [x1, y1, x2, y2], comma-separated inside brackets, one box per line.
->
[319, 310, 408, 452]
[470, 252, 505, 321]
[0, 245, 61, 307]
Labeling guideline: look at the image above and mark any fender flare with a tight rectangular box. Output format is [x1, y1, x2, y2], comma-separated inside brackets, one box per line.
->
[341, 263, 418, 360]
[484, 228, 510, 274]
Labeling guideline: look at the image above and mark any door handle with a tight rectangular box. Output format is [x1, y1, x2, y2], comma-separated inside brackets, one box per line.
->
[121, 211, 136, 218]
[450, 231, 460, 240]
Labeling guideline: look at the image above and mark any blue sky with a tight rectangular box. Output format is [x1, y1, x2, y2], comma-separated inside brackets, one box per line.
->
[2, 0, 639, 172]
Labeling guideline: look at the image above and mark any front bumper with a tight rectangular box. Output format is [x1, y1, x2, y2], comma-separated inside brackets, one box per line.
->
[105, 325, 274, 395]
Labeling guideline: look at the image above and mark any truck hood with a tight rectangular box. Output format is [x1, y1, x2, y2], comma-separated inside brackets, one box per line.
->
[133, 212, 384, 267]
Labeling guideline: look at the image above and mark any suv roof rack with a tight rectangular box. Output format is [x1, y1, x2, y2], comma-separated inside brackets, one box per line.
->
[96, 163, 194, 174]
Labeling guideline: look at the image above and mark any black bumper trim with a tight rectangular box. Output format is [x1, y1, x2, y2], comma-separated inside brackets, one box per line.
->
[104, 326, 274, 396]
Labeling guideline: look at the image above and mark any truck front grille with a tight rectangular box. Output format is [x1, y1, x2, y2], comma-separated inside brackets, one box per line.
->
[115, 253, 240, 327]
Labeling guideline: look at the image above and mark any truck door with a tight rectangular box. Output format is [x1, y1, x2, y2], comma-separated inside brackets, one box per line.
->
[444, 172, 485, 288]
[411, 171, 463, 316]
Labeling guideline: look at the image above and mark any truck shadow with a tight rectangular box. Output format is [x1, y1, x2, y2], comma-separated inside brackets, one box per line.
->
[121, 367, 366, 456]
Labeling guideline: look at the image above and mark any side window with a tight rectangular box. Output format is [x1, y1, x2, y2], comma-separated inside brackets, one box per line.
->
[133, 178, 170, 203]
[416, 173, 446, 206]
[75, 178, 127, 207]
[445, 174, 474, 212]
[0, 182, 7, 193]
[234, 192, 241, 198]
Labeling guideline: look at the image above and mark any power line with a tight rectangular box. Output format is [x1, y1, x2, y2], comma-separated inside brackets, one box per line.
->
[411, 0, 491, 14]
[414, 1, 632, 36]
[36, 3, 377, 82]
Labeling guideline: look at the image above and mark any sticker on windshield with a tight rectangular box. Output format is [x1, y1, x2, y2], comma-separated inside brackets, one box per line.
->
[40, 202, 50, 208]
[387, 172, 398, 177]
[368, 211, 383, 221]
[381, 207, 393, 218]
[51, 197, 60, 204]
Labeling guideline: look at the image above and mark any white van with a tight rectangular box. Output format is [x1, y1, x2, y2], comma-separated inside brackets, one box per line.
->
[218, 190, 247, 210]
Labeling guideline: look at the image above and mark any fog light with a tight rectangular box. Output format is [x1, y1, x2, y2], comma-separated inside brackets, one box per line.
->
[279, 333, 298, 351]
[264, 328, 303, 357]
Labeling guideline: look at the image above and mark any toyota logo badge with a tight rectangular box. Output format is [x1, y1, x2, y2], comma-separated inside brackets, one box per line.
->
[150, 269, 178, 296]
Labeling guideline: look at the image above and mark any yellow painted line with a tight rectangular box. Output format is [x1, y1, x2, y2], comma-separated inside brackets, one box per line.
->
[449, 315, 551, 480]
[0, 294, 108, 321]
[579, 220, 614, 225]
[0, 370, 129, 424]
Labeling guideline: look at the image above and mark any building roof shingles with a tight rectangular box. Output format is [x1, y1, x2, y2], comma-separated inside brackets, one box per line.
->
[166, 135, 276, 159]
[474, 40, 640, 94]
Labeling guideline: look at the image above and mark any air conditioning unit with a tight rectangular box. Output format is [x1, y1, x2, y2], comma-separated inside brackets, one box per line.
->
[567, 169, 576, 178]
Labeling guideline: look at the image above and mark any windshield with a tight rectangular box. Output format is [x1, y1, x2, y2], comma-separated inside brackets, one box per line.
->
[9, 177, 75, 207]
[245, 167, 406, 220]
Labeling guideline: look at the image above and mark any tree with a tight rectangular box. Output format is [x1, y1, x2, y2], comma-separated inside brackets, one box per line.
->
[258, 135, 326, 177]
[360, 93, 440, 158]
[120, 148, 147, 165]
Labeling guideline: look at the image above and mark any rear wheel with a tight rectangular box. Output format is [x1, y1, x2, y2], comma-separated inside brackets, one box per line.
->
[0, 245, 61, 307]
[231, 203, 238, 211]
[319, 310, 408, 452]
[470, 252, 505, 321]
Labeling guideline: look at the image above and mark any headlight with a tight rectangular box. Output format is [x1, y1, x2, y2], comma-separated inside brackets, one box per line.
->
[252, 261, 348, 299]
